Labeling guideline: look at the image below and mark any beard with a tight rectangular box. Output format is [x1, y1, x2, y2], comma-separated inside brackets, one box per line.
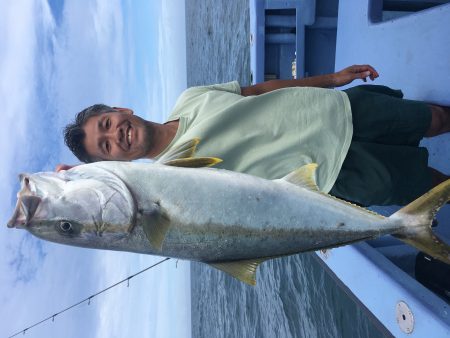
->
[138, 121, 155, 156]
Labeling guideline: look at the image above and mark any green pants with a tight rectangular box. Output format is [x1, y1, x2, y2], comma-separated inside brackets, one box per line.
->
[329, 85, 432, 206]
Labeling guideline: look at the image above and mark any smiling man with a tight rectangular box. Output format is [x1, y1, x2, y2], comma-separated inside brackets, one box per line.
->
[76, 107, 179, 162]
[61, 65, 450, 206]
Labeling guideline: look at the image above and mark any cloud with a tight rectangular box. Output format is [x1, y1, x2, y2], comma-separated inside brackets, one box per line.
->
[0, 1, 135, 336]
[91, 253, 191, 338]
[8, 234, 47, 284]
[52, 0, 127, 108]
[0, 2, 59, 319]
[0, 244, 104, 338]
[156, 0, 187, 118]
[53, 0, 129, 159]
[152, 261, 191, 338]
[0, 1, 191, 337]
[0, 1, 55, 212]
[94, 253, 159, 338]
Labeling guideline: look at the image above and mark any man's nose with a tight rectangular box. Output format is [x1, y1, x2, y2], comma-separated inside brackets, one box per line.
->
[105, 125, 124, 143]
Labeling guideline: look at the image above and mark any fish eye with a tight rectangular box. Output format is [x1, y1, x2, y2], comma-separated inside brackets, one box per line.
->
[59, 221, 73, 232]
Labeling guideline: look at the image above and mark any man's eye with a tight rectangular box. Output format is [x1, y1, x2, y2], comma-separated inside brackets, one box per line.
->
[105, 118, 111, 129]
[106, 141, 111, 153]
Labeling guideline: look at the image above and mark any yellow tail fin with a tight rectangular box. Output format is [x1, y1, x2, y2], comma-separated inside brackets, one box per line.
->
[390, 179, 450, 264]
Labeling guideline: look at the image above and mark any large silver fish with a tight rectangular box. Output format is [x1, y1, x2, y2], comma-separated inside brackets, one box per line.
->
[7, 139, 450, 285]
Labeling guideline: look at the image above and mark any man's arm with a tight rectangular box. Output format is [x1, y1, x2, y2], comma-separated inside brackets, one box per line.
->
[241, 65, 379, 96]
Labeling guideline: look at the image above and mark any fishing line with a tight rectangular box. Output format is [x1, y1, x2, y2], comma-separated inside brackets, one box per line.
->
[7, 257, 170, 338]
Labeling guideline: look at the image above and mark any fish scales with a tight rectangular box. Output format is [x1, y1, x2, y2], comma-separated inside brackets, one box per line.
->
[7, 139, 450, 285]
[94, 162, 396, 261]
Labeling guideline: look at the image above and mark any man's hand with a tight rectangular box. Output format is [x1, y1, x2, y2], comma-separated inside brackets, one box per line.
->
[333, 65, 379, 87]
[241, 64, 379, 96]
[55, 164, 78, 172]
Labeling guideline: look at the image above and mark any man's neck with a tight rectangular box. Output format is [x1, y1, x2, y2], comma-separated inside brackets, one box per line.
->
[146, 120, 179, 158]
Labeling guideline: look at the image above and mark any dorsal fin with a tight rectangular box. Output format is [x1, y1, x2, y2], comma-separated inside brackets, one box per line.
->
[157, 138, 222, 168]
[280, 163, 383, 218]
[208, 258, 267, 286]
[322, 193, 384, 217]
[281, 163, 319, 191]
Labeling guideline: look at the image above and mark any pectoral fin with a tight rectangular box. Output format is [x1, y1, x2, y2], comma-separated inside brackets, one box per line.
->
[141, 209, 171, 251]
[208, 258, 267, 286]
[157, 138, 222, 168]
[281, 163, 319, 191]
[157, 137, 200, 163]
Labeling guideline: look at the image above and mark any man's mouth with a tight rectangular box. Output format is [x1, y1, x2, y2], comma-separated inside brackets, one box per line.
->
[126, 126, 132, 147]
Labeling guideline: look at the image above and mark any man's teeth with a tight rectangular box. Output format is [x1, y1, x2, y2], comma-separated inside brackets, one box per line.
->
[127, 130, 131, 144]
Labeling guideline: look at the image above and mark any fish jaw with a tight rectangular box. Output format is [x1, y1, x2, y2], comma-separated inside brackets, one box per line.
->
[7, 195, 42, 228]
[7, 167, 138, 252]
[8, 174, 46, 228]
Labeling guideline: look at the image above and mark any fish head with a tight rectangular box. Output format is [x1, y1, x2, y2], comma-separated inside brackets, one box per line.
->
[7, 168, 136, 249]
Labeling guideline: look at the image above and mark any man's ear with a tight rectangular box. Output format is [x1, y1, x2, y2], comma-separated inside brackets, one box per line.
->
[113, 107, 133, 115]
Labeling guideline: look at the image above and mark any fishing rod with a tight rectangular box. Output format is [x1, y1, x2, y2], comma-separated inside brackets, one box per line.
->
[8, 257, 170, 338]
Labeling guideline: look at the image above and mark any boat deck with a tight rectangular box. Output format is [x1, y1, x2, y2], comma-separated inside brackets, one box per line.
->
[250, 0, 450, 336]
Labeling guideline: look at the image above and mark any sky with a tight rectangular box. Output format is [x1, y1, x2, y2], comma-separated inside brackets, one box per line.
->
[0, 1, 190, 337]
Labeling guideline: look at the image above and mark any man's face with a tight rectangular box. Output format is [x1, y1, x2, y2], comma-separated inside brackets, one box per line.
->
[82, 109, 151, 161]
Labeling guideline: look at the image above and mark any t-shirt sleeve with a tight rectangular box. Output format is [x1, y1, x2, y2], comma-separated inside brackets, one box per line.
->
[167, 81, 241, 121]
[202, 81, 241, 94]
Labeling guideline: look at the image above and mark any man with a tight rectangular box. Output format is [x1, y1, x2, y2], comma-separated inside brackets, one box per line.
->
[60, 65, 450, 206]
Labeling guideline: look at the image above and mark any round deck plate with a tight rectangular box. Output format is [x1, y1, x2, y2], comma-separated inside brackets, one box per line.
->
[396, 301, 414, 334]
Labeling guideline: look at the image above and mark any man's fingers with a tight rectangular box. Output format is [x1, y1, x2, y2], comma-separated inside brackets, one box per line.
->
[353, 70, 371, 80]
[350, 65, 379, 78]
[367, 66, 379, 79]
[353, 64, 376, 72]
[55, 164, 77, 172]
[336, 64, 378, 85]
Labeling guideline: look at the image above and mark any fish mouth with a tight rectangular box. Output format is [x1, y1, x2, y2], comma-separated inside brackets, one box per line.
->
[7, 175, 42, 229]
[8, 195, 42, 229]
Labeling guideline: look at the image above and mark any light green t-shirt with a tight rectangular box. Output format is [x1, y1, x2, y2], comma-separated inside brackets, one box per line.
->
[155, 81, 353, 193]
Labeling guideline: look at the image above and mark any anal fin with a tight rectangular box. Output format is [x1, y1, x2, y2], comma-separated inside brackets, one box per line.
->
[209, 258, 267, 286]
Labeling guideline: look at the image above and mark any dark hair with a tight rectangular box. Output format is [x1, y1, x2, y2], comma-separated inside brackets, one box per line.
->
[63, 104, 115, 163]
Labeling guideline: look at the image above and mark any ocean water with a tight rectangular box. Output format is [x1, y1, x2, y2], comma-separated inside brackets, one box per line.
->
[186, 1, 389, 337]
